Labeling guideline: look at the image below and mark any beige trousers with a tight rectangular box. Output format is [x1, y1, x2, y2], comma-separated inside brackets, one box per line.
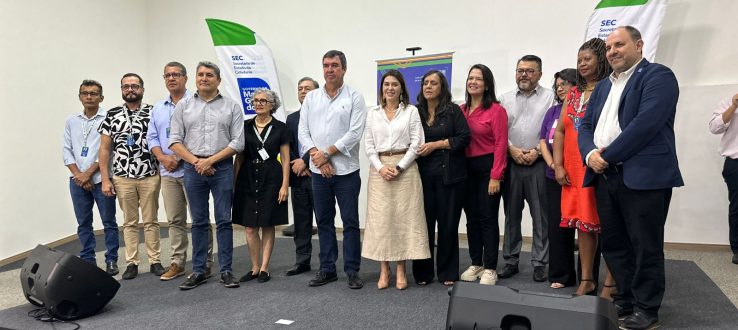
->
[113, 175, 161, 266]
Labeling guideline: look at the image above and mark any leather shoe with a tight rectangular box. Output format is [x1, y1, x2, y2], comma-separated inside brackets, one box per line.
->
[732, 253, 738, 264]
[621, 311, 659, 330]
[282, 224, 295, 237]
[615, 303, 633, 321]
[150, 263, 166, 276]
[239, 271, 259, 282]
[122, 264, 138, 280]
[220, 271, 240, 288]
[347, 273, 364, 289]
[257, 271, 271, 283]
[533, 266, 547, 282]
[106, 262, 119, 276]
[179, 273, 207, 290]
[308, 270, 338, 287]
[497, 264, 519, 279]
[284, 264, 311, 276]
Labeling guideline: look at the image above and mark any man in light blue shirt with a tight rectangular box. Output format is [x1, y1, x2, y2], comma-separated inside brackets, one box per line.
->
[63, 79, 119, 275]
[147, 62, 213, 281]
[298, 50, 367, 289]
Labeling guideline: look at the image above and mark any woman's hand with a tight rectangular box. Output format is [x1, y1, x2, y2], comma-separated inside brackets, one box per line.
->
[554, 165, 571, 186]
[417, 141, 440, 157]
[278, 185, 289, 203]
[379, 166, 398, 181]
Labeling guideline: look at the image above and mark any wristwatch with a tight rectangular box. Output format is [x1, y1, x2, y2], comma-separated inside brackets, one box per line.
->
[395, 165, 404, 173]
[322, 150, 330, 159]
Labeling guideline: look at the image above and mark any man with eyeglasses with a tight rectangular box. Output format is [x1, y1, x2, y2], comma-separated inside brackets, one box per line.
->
[63, 79, 120, 275]
[169, 61, 244, 290]
[298, 50, 368, 289]
[147, 62, 215, 281]
[99, 73, 164, 280]
[498, 55, 555, 282]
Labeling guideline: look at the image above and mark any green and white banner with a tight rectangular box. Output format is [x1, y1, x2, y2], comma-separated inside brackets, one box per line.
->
[205, 18, 285, 121]
[585, 0, 668, 61]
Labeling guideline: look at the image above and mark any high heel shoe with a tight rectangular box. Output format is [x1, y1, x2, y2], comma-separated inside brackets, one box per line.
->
[377, 271, 390, 290]
[576, 279, 597, 296]
[396, 272, 407, 290]
[600, 283, 616, 300]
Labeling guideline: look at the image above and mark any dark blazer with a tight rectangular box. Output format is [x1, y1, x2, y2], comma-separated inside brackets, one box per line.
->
[578, 59, 684, 190]
[286, 110, 311, 187]
[416, 102, 471, 185]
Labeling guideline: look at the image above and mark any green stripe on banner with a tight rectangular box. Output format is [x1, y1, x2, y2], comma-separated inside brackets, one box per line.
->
[378, 59, 453, 70]
[595, 0, 649, 9]
[205, 18, 256, 46]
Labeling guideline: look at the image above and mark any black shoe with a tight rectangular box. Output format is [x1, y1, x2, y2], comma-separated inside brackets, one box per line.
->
[220, 271, 240, 288]
[533, 266, 547, 282]
[615, 303, 634, 321]
[498, 264, 519, 279]
[257, 271, 271, 283]
[308, 270, 338, 287]
[121, 264, 138, 280]
[106, 262, 119, 276]
[150, 263, 165, 276]
[620, 311, 659, 330]
[179, 273, 207, 290]
[239, 271, 259, 282]
[732, 254, 738, 264]
[311, 227, 318, 235]
[347, 273, 364, 289]
[282, 224, 295, 237]
[285, 264, 311, 276]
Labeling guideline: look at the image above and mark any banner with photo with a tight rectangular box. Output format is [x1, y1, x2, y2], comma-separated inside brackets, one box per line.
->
[205, 18, 285, 121]
[376, 52, 454, 105]
[585, 0, 668, 61]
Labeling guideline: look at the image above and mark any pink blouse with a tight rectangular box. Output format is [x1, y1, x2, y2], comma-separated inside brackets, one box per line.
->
[461, 102, 508, 180]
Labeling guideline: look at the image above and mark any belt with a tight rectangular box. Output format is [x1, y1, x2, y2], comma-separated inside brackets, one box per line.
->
[193, 155, 212, 158]
[378, 149, 408, 156]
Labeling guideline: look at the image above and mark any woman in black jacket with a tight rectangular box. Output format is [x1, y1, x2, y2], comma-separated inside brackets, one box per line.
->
[412, 70, 471, 286]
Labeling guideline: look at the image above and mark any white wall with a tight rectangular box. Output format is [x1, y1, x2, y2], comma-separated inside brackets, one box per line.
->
[1, 0, 736, 260]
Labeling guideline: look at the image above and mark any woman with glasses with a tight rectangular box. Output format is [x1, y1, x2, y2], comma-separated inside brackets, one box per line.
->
[458, 64, 508, 286]
[412, 70, 471, 287]
[362, 69, 429, 290]
[232, 88, 291, 284]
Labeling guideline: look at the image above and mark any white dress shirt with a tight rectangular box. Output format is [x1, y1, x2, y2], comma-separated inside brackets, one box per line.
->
[709, 96, 738, 159]
[364, 103, 425, 171]
[499, 85, 555, 149]
[62, 109, 109, 184]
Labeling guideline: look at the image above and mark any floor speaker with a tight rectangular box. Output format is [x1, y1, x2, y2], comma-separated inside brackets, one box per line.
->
[20, 244, 120, 320]
[446, 282, 618, 330]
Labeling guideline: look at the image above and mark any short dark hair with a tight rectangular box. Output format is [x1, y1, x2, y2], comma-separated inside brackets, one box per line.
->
[196, 61, 221, 80]
[552, 68, 577, 103]
[298, 77, 319, 89]
[416, 70, 452, 115]
[165, 61, 187, 76]
[465, 64, 499, 110]
[379, 69, 410, 107]
[80, 79, 103, 96]
[322, 50, 347, 69]
[517, 54, 543, 72]
[121, 73, 144, 88]
[619, 25, 642, 42]
[577, 38, 612, 91]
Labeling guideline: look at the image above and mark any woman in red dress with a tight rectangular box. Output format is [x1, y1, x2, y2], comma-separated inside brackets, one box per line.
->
[553, 38, 616, 298]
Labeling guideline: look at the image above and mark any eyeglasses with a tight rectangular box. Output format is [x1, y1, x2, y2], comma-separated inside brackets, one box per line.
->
[252, 98, 272, 105]
[79, 91, 101, 97]
[163, 73, 184, 79]
[516, 69, 538, 75]
[121, 84, 141, 91]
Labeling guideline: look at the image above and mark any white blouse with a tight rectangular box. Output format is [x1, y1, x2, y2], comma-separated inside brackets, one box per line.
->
[364, 103, 425, 171]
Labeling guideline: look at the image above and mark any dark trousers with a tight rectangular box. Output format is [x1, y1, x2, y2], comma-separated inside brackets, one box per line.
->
[595, 170, 672, 317]
[545, 178, 576, 286]
[291, 176, 314, 266]
[413, 176, 465, 283]
[312, 170, 361, 275]
[722, 157, 738, 254]
[464, 154, 501, 270]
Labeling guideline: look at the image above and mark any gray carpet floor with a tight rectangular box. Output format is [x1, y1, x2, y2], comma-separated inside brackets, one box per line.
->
[1, 231, 737, 329]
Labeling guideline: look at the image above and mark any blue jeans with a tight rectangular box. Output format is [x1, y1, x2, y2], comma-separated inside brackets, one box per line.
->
[69, 179, 118, 264]
[184, 159, 234, 274]
[312, 170, 361, 275]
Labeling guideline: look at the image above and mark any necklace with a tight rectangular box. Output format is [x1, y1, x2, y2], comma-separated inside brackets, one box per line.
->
[255, 116, 272, 128]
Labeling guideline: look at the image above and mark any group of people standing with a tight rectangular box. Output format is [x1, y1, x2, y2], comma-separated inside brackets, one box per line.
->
[64, 25, 682, 330]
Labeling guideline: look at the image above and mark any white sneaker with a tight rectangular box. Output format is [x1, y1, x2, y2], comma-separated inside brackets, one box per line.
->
[479, 269, 497, 285]
[460, 265, 484, 282]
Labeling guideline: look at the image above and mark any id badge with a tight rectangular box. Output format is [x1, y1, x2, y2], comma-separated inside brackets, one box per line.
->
[80, 146, 89, 157]
[126, 135, 135, 146]
[166, 127, 170, 138]
[258, 148, 270, 160]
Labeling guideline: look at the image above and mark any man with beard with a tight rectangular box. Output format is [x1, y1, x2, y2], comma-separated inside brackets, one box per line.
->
[498, 55, 555, 282]
[99, 73, 164, 280]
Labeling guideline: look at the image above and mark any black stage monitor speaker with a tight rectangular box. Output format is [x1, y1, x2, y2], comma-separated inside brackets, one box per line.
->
[446, 282, 618, 330]
[20, 244, 120, 320]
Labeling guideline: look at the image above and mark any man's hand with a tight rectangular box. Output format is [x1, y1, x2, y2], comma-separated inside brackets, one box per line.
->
[158, 154, 180, 172]
[73, 171, 92, 187]
[509, 145, 526, 165]
[319, 163, 335, 178]
[732, 92, 738, 108]
[291, 159, 307, 175]
[488, 179, 501, 195]
[521, 149, 539, 165]
[102, 179, 115, 197]
[310, 149, 329, 168]
[588, 150, 609, 174]
[379, 166, 398, 181]
[82, 181, 94, 192]
[194, 157, 214, 176]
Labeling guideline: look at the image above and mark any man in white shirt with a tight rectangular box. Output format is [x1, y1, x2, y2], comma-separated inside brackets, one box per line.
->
[709, 92, 738, 265]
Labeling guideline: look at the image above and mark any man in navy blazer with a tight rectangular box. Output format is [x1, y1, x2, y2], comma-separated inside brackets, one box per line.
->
[578, 26, 683, 330]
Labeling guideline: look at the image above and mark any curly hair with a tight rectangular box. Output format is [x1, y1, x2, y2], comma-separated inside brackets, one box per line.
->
[576, 38, 611, 91]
